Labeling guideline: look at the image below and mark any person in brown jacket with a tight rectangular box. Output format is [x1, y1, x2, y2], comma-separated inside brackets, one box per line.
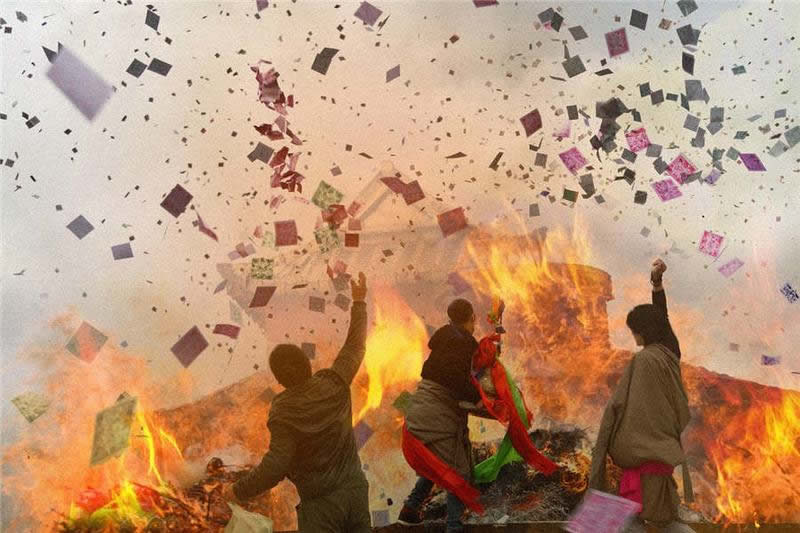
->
[223, 273, 370, 533]
[588, 259, 694, 533]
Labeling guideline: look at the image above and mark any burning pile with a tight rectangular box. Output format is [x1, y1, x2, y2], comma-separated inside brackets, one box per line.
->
[58, 458, 273, 532]
[5, 227, 799, 531]
[421, 427, 708, 526]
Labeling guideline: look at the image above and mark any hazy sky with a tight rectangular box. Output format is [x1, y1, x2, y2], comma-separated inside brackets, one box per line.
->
[2, 0, 799, 438]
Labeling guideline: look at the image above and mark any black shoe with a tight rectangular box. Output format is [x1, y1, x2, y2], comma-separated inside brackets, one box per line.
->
[397, 504, 423, 526]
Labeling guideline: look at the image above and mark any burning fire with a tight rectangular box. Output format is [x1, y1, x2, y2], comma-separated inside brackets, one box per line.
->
[458, 221, 621, 428]
[704, 386, 800, 523]
[60, 409, 187, 530]
[354, 287, 428, 423]
[5, 228, 800, 530]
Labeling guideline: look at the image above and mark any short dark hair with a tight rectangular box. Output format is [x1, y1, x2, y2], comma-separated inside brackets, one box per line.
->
[447, 298, 474, 325]
[269, 344, 311, 388]
[625, 304, 672, 346]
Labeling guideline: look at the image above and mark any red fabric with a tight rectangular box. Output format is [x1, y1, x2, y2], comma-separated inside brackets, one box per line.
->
[471, 334, 558, 476]
[401, 424, 485, 514]
[76, 487, 109, 513]
[491, 362, 558, 476]
[473, 334, 501, 371]
[619, 461, 675, 506]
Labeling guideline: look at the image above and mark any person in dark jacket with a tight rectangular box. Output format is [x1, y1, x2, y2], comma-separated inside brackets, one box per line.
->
[397, 298, 481, 532]
[223, 272, 370, 533]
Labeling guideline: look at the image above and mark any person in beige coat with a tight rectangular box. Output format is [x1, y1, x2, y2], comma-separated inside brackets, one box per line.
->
[588, 259, 695, 533]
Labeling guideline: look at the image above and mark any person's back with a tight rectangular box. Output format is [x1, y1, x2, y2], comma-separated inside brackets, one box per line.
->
[267, 346, 367, 499]
[420, 322, 481, 404]
[229, 273, 370, 533]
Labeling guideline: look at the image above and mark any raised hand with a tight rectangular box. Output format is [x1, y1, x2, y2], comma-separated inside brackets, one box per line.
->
[651, 258, 667, 285]
[350, 271, 367, 302]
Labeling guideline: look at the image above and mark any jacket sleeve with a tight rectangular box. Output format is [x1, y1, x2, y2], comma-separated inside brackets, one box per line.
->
[461, 340, 482, 404]
[330, 301, 368, 385]
[588, 359, 635, 491]
[652, 289, 681, 358]
[232, 422, 296, 500]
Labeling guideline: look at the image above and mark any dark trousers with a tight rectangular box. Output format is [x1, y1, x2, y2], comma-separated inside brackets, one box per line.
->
[404, 476, 466, 531]
[296, 485, 371, 533]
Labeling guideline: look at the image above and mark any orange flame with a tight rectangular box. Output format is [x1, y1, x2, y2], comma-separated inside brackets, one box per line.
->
[706, 388, 800, 523]
[355, 287, 428, 424]
[458, 220, 619, 428]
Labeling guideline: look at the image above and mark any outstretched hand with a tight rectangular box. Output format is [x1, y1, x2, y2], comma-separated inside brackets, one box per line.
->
[351, 271, 367, 302]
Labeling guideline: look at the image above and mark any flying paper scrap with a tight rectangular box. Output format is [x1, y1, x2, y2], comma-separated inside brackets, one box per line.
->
[566, 489, 641, 533]
[311, 180, 344, 210]
[170, 326, 209, 367]
[718, 258, 744, 277]
[90, 393, 138, 466]
[11, 392, 51, 423]
[66, 321, 109, 363]
[698, 230, 724, 258]
[46, 47, 113, 120]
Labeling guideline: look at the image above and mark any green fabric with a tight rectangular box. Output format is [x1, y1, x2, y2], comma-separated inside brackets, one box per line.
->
[473, 364, 529, 484]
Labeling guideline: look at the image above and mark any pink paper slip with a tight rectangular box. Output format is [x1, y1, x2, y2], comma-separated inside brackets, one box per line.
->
[566, 489, 641, 533]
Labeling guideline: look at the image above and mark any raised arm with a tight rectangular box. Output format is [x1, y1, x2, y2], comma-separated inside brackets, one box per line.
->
[650, 259, 681, 358]
[331, 272, 368, 385]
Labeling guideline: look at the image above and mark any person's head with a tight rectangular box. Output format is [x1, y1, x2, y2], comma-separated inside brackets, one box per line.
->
[625, 304, 670, 347]
[269, 344, 312, 389]
[448, 298, 476, 335]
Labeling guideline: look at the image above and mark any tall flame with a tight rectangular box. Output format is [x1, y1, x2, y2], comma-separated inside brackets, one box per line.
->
[354, 288, 428, 424]
[707, 388, 800, 523]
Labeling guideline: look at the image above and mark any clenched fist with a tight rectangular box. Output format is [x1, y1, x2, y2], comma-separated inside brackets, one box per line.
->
[350, 271, 367, 303]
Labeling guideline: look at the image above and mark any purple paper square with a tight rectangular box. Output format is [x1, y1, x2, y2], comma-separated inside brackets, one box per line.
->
[309, 296, 326, 312]
[520, 109, 542, 136]
[698, 230, 724, 258]
[170, 326, 209, 368]
[111, 243, 133, 260]
[705, 168, 722, 185]
[718, 258, 743, 277]
[334, 293, 351, 311]
[46, 47, 113, 121]
[739, 153, 766, 171]
[354, 1, 382, 26]
[761, 355, 781, 366]
[605, 28, 630, 57]
[67, 215, 95, 239]
[625, 128, 651, 152]
[566, 489, 640, 533]
[402, 180, 425, 204]
[353, 420, 374, 450]
[301, 342, 316, 359]
[274, 220, 298, 246]
[666, 154, 697, 184]
[651, 179, 682, 202]
[559, 147, 587, 175]
[161, 184, 193, 217]
[386, 65, 401, 83]
[249, 286, 276, 307]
